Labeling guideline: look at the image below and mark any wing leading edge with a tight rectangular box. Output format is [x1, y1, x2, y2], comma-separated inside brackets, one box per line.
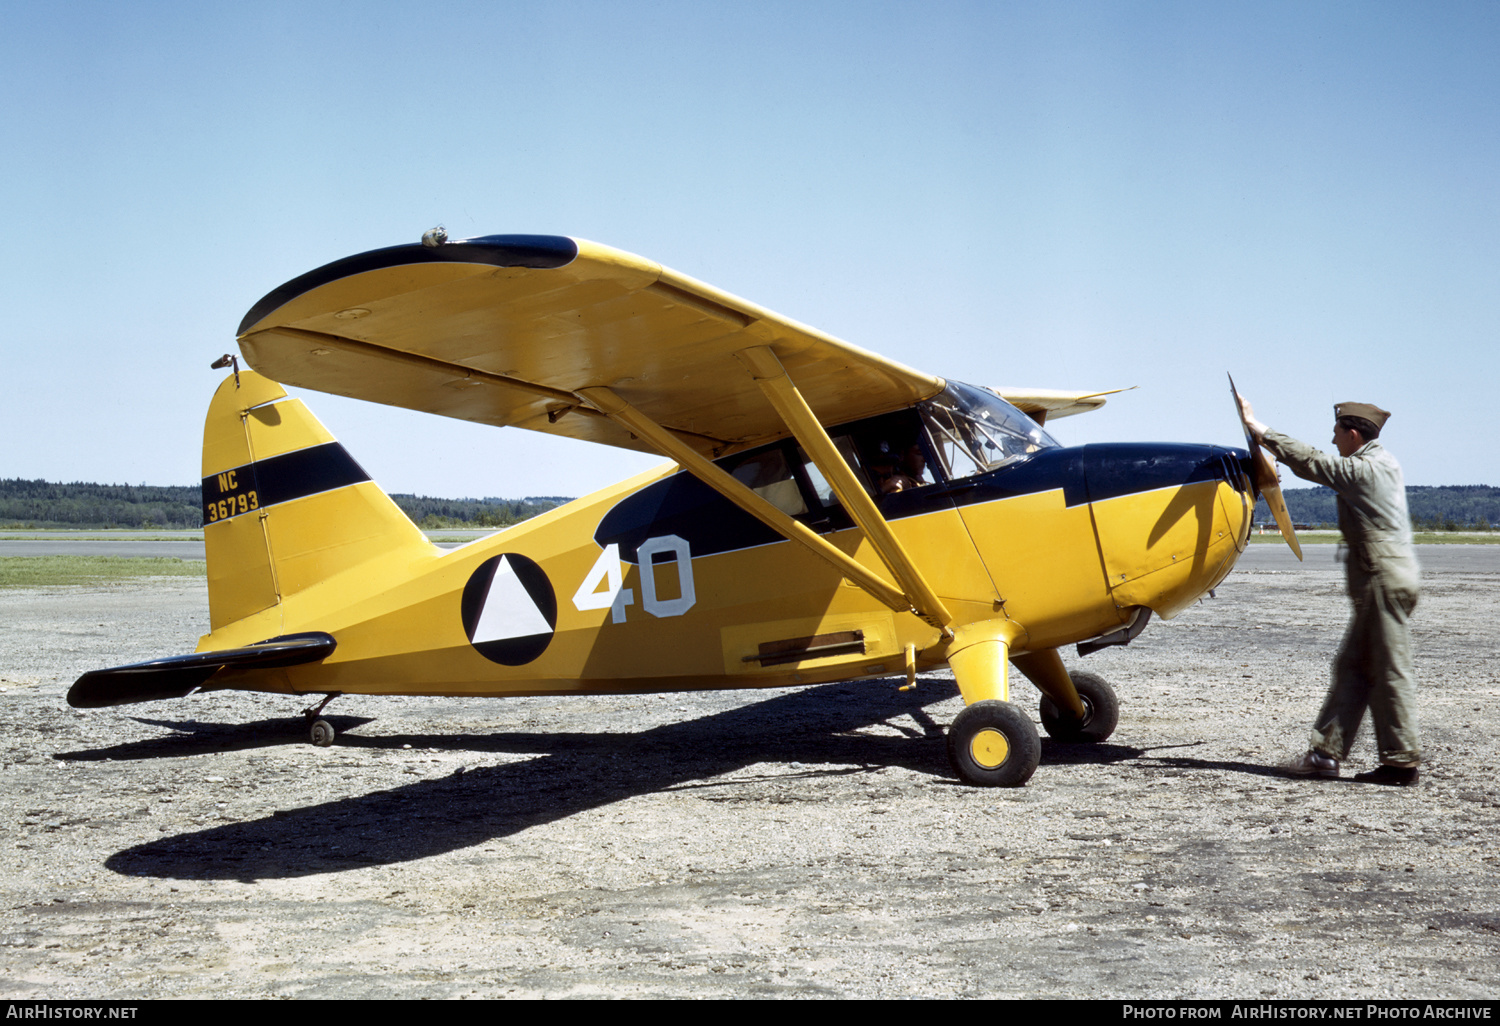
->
[237, 234, 944, 457]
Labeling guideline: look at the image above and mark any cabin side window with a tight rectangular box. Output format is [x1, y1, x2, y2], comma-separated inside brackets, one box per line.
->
[798, 435, 874, 508]
[794, 413, 938, 507]
[714, 385, 1054, 521]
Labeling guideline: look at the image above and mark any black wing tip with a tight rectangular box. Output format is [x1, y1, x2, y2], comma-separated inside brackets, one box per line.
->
[237, 234, 580, 336]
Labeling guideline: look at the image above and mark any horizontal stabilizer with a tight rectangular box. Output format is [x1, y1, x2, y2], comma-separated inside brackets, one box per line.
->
[67, 633, 337, 709]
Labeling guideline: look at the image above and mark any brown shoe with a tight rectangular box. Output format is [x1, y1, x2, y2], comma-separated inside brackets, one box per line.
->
[1282, 751, 1339, 778]
[1353, 765, 1420, 786]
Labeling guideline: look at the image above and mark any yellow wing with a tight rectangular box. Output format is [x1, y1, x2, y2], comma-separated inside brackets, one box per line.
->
[991, 386, 1134, 425]
[237, 234, 943, 457]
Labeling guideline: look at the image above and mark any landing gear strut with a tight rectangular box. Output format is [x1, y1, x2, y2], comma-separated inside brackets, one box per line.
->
[942, 622, 1040, 787]
[1038, 672, 1119, 743]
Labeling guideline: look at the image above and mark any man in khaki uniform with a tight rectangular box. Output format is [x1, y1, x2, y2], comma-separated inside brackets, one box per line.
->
[1238, 397, 1422, 786]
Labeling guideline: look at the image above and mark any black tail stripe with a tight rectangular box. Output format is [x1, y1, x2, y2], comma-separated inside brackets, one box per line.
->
[201, 442, 371, 522]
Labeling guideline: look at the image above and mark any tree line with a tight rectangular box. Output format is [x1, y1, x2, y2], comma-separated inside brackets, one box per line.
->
[6, 476, 1498, 532]
[1269, 485, 1500, 531]
[0, 478, 569, 530]
[390, 494, 570, 529]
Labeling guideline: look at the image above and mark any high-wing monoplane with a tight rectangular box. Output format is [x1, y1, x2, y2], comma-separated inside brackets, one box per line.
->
[71, 233, 1297, 786]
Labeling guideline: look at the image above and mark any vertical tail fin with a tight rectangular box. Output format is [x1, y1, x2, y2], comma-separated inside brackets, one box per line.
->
[200, 371, 434, 637]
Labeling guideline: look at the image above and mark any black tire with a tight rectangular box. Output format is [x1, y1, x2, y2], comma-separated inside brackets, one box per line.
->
[946, 700, 1041, 787]
[1038, 671, 1119, 743]
[310, 719, 336, 747]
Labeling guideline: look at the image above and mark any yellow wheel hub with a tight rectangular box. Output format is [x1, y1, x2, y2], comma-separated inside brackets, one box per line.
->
[969, 727, 1010, 769]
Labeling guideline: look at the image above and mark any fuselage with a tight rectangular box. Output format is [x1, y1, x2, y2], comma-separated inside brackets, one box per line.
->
[198, 378, 1255, 701]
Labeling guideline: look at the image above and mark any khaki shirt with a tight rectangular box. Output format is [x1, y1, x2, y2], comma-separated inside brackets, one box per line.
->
[1262, 430, 1420, 598]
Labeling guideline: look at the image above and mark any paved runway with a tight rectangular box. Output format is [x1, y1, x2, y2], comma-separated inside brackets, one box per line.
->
[1234, 542, 1497, 573]
[0, 539, 208, 559]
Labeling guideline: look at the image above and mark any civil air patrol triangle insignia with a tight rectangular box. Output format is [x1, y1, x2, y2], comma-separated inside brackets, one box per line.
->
[460, 554, 557, 665]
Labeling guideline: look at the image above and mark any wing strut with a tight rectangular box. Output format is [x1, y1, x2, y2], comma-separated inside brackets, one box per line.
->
[574, 386, 913, 616]
[733, 346, 955, 636]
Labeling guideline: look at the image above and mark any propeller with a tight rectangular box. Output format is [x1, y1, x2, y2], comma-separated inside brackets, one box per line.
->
[1228, 374, 1302, 561]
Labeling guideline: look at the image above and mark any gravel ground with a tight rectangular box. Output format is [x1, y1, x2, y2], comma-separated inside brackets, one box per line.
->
[1, 545, 1497, 999]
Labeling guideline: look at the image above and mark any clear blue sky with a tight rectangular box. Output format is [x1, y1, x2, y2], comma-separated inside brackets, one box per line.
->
[4, 1, 1496, 498]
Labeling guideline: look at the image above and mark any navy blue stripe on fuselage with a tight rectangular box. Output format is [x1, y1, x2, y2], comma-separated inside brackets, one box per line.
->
[238, 234, 581, 335]
[593, 443, 1250, 563]
[1080, 443, 1249, 505]
[201, 442, 371, 523]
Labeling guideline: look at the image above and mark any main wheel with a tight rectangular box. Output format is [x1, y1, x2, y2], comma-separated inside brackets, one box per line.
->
[946, 700, 1041, 787]
[1038, 671, 1119, 743]
[309, 719, 336, 747]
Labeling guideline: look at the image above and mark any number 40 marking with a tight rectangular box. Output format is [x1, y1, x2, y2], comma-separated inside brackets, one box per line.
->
[572, 536, 696, 623]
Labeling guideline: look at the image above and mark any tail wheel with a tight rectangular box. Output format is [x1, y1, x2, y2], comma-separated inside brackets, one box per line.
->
[1038, 671, 1119, 742]
[309, 719, 336, 747]
[946, 700, 1040, 787]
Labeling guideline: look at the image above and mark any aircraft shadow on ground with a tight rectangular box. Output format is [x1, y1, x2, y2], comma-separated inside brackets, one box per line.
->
[81, 679, 1270, 882]
[1138, 747, 1332, 781]
[56, 716, 379, 761]
[1044, 738, 1296, 782]
[96, 677, 966, 882]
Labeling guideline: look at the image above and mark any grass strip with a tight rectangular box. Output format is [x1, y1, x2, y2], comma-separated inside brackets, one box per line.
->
[0, 556, 206, 588]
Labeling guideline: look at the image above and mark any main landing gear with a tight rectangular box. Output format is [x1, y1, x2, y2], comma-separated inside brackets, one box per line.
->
[946, 700, 1041, 787]
[1038, 671, 1119, 743]
[302, 692, 342, 747]
[944, 647, 1118, 786]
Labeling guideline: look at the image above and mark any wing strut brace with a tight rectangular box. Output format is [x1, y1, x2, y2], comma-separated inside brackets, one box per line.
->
[734, 346, 955, 636]
[575, 386, 913, 618]
[576, 349, 957, 637]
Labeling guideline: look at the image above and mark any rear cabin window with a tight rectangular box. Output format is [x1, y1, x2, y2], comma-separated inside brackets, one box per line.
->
[721, 446, 807, 516]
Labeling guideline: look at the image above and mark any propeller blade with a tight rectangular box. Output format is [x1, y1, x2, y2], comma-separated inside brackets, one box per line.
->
[1228, 374, 1303, 561]
[1258, 473, 1304, 561]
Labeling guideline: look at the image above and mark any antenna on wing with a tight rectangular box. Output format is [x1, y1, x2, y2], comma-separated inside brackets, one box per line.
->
[210, 353, 241, 388]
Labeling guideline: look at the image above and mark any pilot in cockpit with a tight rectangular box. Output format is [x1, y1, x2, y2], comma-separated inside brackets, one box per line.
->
[869, 439, 932, 494]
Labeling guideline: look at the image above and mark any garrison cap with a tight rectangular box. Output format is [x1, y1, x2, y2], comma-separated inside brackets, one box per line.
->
[1335, 402, 1390, 429]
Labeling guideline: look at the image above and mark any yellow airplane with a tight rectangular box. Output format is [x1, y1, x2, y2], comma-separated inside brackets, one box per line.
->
[70, 233, 1298, 786]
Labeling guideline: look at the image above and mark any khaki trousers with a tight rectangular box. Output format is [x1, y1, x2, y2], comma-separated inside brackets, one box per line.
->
[1310, 572, 1421, 766]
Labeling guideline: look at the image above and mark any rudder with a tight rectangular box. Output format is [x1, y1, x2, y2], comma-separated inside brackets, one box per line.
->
[200, 370, 434, 636]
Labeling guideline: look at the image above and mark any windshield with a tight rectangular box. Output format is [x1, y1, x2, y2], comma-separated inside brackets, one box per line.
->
[919, 381, 1059, 481]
